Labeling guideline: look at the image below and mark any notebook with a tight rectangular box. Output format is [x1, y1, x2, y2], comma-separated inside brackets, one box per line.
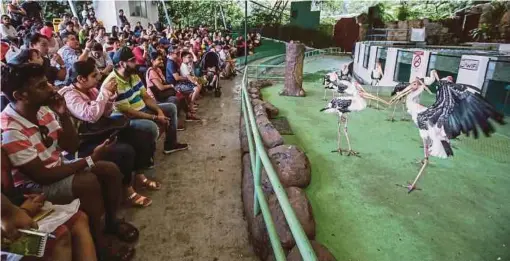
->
[1, 229, 49, 257]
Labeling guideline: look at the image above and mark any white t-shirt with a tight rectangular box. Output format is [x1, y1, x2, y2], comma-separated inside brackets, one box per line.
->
[180, 63, 193, 77]
[219, 50, 227, 61]
[0, 24, 17, 39]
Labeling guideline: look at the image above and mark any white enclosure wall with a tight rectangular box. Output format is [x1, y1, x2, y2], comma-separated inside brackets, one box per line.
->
[94, 0, 160, 33]
[379, 48, 398, 87]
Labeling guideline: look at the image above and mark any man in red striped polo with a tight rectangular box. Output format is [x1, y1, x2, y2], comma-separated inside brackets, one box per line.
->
[0, 63, 137, 260]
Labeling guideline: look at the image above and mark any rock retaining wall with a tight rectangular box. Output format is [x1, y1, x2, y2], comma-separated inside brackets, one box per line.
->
[240, 80, 336, 260]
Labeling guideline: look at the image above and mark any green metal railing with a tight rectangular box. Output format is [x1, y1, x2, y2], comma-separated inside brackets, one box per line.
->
[241, 67, 318, 261]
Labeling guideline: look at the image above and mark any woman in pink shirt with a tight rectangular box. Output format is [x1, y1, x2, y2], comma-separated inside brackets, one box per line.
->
[59, 58, 160, 208]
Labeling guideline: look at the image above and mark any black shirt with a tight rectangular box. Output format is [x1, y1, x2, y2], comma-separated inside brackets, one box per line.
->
[43, 57, 60, 84]
[119, 15, 128, 26]
[20, 1, 42, 21]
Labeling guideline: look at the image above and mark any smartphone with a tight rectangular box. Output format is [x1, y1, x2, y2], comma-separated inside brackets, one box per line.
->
[107, 130, 120, 143]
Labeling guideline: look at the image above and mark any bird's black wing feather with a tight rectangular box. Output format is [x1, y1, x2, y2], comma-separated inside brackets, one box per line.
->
[418, 80, 505, 139]
[331, 98, 352, 113]
[334, 81, 349, 93]
[391, 82, 409, 96]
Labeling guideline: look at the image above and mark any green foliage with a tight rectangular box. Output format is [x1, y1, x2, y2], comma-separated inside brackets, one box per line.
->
[470, 23, 491, 41]
[159, 1, 244, 29]
[39, 1, 69, 22]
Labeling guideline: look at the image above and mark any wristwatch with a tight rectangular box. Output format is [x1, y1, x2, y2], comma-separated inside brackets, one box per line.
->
[85, 156, 95, 168]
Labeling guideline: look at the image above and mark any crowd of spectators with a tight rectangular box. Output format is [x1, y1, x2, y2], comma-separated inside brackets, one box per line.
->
[1, 3, 261, 261]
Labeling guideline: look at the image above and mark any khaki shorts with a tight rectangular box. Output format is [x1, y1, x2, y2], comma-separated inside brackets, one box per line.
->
[42, 174, 75, 203]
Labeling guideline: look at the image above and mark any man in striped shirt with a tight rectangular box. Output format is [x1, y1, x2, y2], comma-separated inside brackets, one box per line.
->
[103, 47, 188, 154]
[0, 64, 137, 259]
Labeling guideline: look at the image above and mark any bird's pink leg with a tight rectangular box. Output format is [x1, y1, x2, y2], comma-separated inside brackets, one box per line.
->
[331, 115, 345, 154]
[375, 83, 381, 110]
[408, 141, 430, 193]
[342, 117, 360, 157]
[387, 103, 397, 122]
[400, 101, 410, 121]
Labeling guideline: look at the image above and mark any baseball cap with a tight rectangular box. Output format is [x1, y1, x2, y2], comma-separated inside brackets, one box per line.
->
[7, 49, 31, 65]
[112, 47, 135, 65]
[40, 26, 53, 39]
[159, 38, 170, 46]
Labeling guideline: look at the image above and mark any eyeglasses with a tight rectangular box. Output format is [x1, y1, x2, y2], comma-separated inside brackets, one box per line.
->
[38, 125, 54, 148]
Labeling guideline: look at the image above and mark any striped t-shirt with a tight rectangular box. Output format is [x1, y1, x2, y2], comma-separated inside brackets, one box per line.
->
[1, 105, 63, 187]
[102, 70, 147, 116]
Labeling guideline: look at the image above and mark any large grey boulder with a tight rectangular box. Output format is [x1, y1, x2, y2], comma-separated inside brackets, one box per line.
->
[268, 187, 315, 249]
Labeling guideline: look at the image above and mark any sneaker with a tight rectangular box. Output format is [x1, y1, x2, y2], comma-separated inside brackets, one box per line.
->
[163, 143, 189, 154]
[185, 115, 201, 122]
[177, 123, 185, 131]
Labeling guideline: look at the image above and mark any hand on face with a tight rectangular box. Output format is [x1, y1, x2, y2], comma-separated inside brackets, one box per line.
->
[103, 78, 117, 93]
[47, 92, 68, 116]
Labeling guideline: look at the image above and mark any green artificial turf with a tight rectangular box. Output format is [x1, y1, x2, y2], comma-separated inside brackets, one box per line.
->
[261, 81, 510, 261]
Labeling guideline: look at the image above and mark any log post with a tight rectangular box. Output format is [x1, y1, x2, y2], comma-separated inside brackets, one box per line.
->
[280, 41, 306, 97]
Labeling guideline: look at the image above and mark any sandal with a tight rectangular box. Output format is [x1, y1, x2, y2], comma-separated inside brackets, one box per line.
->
[139, 178, 162, 191]
[127, 192, 152, 208]
[98, 242, 135, 261]
[105, 219, 139, 243]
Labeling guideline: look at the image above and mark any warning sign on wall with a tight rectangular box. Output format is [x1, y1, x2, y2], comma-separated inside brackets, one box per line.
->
[412, 51, 424, 68]
[409, 51, 430, 82]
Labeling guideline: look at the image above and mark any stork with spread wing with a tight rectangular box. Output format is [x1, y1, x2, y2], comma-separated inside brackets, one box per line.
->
[390, 70, 506, 193]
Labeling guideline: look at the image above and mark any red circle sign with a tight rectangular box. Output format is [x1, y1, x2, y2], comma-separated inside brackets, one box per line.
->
[413, 56, 422, 68]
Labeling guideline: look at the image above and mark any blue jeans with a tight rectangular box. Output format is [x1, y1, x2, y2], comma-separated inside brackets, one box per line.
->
[130, 103, 178, 148]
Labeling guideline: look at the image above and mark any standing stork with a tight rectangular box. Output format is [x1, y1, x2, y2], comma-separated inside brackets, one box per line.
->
[390, 71, 506, 193]
[322, 72, 352, 100]
[368, 61, 384, 109]
[320, 81, 389, 156]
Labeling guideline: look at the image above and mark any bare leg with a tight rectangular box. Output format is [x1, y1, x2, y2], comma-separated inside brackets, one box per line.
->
[71, 172, 106, 248]
[323, 88, 327, 100]
[50, 227, 72, 261]
[407, 140, 429, 193]
[71, 213, 97, 261]
[342, 117, 360, 156]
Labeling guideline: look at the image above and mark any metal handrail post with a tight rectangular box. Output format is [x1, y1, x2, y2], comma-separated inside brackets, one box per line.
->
[241, 79, 256, 169]
[253, 153, 261, 216]
[256, 186, 286, 260]
[241, 69, 318, 261]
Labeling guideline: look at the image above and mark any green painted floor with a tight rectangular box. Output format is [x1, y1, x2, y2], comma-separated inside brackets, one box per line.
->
[261, 81, 510, 261]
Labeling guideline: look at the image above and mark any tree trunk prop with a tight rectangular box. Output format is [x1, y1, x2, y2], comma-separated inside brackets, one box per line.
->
[280, 42, 305, 97]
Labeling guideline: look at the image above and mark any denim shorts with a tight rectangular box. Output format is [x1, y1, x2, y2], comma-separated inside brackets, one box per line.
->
[175, 81, 196, 94]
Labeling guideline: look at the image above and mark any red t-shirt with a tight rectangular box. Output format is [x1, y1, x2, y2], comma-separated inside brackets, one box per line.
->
[132, 46, 147, 66]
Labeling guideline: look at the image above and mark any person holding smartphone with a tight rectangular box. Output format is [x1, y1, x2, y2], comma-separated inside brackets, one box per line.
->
[1, 63, 137, 261]
[59, 59, 159, 207]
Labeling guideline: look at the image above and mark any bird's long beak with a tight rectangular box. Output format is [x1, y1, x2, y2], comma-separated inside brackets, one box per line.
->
[363, 92, 390, 105]
[417, 79, 433, 95]
[320, 107, 327, 112]
[389, 85, 414, 104]
[431, 70, 440, 82]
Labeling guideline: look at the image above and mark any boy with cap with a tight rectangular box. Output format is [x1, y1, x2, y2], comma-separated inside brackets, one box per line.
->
[103, 47, 188, 154]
